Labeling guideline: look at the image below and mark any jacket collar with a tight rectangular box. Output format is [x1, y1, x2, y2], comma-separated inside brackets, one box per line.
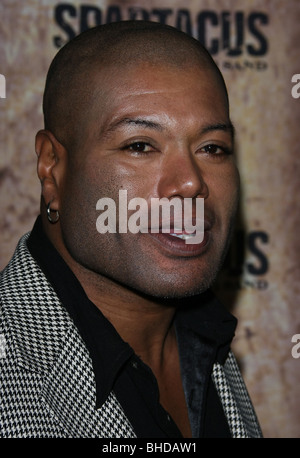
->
[1, 232, 72, 374]
[0, 232, 135, 437]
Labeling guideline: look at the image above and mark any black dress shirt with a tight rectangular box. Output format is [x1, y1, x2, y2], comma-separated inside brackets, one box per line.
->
[27, 217, 236, 438]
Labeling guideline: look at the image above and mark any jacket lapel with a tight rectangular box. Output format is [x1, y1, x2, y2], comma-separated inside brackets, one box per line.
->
[1, 234, 135, 437]
[40, 323, 105, 437]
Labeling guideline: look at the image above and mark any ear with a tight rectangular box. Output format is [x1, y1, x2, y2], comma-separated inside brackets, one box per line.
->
[35, 129, 67, 212]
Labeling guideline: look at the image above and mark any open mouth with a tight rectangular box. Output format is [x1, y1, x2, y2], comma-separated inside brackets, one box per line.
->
[168, 232, 198, 241]
[148, 228, 211, 257]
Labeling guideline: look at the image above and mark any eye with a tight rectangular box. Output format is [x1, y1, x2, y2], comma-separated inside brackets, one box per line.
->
[121, 141, 155, 156]
[201, 144, 232, 156]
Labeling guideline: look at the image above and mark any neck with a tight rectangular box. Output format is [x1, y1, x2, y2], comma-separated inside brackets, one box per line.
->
[76, 261, 177, 369]
[45, 220, 177, 369]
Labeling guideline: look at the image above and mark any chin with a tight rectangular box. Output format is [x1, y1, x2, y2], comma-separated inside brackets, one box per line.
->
[131, 271, 218, 301]
[157, 282, 212, 300]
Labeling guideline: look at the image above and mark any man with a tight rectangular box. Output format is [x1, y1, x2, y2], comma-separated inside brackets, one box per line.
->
[0, 21, 262, 438]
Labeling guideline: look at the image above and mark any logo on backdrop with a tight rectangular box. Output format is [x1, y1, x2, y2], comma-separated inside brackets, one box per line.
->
[214, 228, 270, 292]
[53, 4, 269, 71]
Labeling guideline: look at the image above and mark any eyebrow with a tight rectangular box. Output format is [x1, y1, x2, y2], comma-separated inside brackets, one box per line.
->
[102, 117, 163, 139]
[102, 117, 235, 140]
[201, 122, 235, 139]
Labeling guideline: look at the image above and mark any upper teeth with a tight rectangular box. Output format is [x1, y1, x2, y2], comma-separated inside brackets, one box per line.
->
[170, 233, 195, 240]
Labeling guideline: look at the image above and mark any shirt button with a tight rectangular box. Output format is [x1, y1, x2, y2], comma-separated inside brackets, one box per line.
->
[131, 361, 138, 369]
[166, 414, 171, 422]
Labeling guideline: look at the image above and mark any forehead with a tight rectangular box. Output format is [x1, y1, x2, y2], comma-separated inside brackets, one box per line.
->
[91, 62, 229, 131]
[99, 60, 224, 95]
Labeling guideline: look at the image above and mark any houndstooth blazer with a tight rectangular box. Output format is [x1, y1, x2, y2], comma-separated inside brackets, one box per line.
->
[0, 233, 263, 438]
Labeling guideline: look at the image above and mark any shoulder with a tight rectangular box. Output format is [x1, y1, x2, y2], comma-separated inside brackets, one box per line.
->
[0, 233, 74, 372]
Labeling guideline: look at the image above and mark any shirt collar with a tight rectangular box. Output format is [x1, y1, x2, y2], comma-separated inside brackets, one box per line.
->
[175, 291, 237, 364]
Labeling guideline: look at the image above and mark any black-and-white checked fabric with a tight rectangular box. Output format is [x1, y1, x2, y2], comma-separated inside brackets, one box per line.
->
[212, 352, 263, 438]
[0, 234, 136, 438]
[1, 233, 262, 438]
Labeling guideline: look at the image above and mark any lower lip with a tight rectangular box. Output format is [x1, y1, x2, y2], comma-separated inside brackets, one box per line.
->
[148, 230, 211, 257]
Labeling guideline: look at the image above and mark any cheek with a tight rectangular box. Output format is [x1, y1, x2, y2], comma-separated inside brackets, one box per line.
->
[59, 159, 108, 240]
[61, 160, 147, 237]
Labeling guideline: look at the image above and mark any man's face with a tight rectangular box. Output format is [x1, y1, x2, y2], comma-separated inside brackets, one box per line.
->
[59, 62, 240, 298]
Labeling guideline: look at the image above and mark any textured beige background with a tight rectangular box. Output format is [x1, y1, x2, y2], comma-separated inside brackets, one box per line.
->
[0, 0, 299, 438]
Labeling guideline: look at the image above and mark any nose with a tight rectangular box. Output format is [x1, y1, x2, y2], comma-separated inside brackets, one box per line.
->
[157, 151, 209, 200]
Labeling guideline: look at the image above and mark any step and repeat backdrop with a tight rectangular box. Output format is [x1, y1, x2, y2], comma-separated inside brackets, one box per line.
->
[0, 0, 299, 438]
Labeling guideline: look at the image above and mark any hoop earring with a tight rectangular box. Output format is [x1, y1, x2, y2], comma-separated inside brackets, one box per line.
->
[47, 201, 60, 223]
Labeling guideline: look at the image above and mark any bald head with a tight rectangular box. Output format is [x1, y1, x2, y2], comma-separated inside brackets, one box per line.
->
[43, 20, 228, 149]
